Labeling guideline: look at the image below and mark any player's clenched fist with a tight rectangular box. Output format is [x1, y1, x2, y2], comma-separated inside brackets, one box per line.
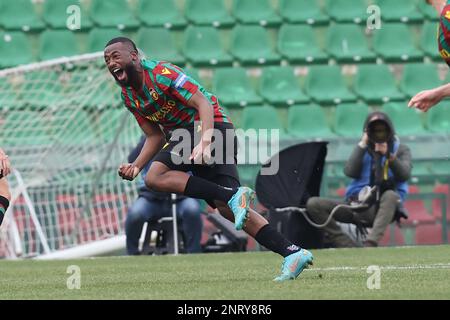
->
[118, 163, 140, 181]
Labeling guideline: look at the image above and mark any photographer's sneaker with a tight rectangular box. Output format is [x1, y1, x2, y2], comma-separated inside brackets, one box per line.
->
[227, 187, 255, 230]
[274, 249, 314, 282]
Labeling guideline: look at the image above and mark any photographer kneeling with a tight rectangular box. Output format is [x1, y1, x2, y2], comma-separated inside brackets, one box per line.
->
[307, 112, 412, 247]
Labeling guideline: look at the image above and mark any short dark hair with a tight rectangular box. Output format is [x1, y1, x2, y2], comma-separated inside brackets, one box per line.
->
[105, 37, 138, 52]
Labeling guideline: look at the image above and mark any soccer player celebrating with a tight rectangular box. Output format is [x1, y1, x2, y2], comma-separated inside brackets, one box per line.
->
[104, 37, 313, 281]
[409, 0, 450, 112]
[0, 147, 11, 227]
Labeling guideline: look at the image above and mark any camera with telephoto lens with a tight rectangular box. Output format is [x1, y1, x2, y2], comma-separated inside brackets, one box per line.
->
[366, 118, 393, 144]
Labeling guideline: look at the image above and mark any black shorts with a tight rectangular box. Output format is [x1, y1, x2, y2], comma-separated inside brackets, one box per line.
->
[153, 122, 240, 208]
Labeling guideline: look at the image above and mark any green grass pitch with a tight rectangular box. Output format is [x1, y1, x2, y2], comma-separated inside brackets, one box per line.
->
[1, 245, 449, 300]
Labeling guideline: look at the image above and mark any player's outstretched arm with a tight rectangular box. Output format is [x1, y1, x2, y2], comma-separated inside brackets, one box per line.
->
[408, 83, 450, 112]
[118, 121, 165, 181]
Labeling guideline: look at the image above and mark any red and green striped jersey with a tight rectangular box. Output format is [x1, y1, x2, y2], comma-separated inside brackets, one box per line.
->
[438, 1, 450, 66]
[120, 59, 231, 130]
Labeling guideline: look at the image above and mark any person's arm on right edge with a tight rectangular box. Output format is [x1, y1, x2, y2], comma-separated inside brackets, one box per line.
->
[119, 121, 165, 181]
[408, 83, 450, 112]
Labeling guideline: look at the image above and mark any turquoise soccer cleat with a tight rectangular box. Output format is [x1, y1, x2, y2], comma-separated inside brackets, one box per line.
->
[273, 249, 314, 282]
[227, 187, 256, 230]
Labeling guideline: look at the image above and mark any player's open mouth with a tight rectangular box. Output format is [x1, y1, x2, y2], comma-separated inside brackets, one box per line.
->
[113, 68, 126, 81]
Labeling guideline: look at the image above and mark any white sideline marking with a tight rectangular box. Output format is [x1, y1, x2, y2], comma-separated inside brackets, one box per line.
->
[306, 263, 450, 272]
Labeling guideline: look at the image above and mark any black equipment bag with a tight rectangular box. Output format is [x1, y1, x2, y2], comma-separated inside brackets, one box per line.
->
[255, 142, 328, 249]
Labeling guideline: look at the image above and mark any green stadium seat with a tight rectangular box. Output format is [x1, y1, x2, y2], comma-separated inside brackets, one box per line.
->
[241, 105, 287, 139]
[223, 108, 241, 127]
[427, 102, 450, 134]
[232, 0, 282, 27]
[98, 109, 141, 145]
[123, 115, 144, 146]
[287, 104, 335, 140]
[411, 162, 431, 177]
[75, 72, 120, 110]
[400, 63, 441, 99]
[65, 67, 87, 100]
[279, 0, 328, 25]
[421, 21, 442, 61]
[137, 0, 187, 29]
[374, 0, 423, 23]
[3, 111, 52, 146]
[184, 68, 201, 83]
[353, 64, 405, 104]
[0, 32, 34, 68]
[334, 103, 369, 137]
[418, 0, 439, 21]
[65, 67, 120, 109]
[0, 80, 21, 110]
[326, 162, 348, 180]
[277, 24, 328, 64]
[88, 87, 123, 110]
[372, 23, 423, 62]
[88, 28, 125, 53]
[230, 25, 281, 66]
[87, 84, 121, 110]
[52, 110, 97, 145]
[43, 0, 93, 30]
[326, 24, 376, 63]
[213, 67, 263, 108]
[259, 67, 309, 106]
[407, 140, 440, 160]
[39, 30, 80, 61]
[0, 0, 45, 32]
[237, 165, 260, 189]
[305, 66, 357, 105]
[21, 71, 65, 109]
[444, 70, 450, 84]
[185, 0, 234, 28]
[183, 26, 232, 67]
[382, 102, 428, 137]
[429, 160, 450, 175]
[325, 0, 367, 24]
[136, 28, 184, 66]
[88, 28, 125, 68]
[90, 0, 139, 30]
[330, 142, 357, 161]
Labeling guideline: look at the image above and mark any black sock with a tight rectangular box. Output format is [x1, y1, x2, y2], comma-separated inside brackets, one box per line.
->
[255, 224, 301, 258]
[184, 175, 237, 203]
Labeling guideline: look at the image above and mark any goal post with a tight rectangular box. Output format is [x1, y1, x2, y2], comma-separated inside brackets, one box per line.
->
[0, 53, 142, 259]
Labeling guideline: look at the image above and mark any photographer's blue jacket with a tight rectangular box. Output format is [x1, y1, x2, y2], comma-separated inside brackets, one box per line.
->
[345, 140, 409, 203]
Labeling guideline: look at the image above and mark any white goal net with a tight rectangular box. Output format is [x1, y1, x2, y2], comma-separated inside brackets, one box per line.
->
[0, 53, 142, 259]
